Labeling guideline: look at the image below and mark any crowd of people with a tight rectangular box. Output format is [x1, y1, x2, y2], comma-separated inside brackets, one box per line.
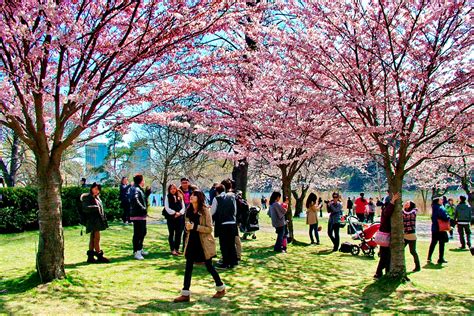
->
[78, 177, 473, 300]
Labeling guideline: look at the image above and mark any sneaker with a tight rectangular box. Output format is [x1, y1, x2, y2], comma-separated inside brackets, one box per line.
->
[140, 249, 149, 256]
[437, 259, 448, 264]
[134, 251, 144, 260]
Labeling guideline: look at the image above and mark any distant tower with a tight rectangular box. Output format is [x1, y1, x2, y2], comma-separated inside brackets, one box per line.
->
[85, 143, 108, 182]
[131, 145, 151, 175]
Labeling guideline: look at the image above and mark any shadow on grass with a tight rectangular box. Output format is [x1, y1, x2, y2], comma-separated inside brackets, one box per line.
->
[360, 277, 403, 313]
[448, 248, 470, 252]
[0, 271, 40, 296]
[422, 263, 444, 270]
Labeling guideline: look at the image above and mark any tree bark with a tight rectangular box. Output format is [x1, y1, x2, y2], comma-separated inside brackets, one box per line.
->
[232, 158, 248, 199]
[292, 184, 309, 218]
[36, 159, 66, 282]
[281, 172, 294, 242]
[387, 175, 406, 280]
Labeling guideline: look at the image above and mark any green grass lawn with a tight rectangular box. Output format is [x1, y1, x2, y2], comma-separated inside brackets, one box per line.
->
[1, 216, 473, 314]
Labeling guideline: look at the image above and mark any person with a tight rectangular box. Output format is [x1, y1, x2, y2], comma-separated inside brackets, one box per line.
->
[374, 192, 400, 278]
[327, 192, 343, 252]
[318, 197, 323, 218]
[152, 196, 157, 207]
[269, 191, 287, 253]
[130, 174, 151, 260]
[173, 191, 225, 303]
[235, 190, 248, 262]
[209, 183, 218, 204]
[445, 198, 456, 239]
[81, 182, 110, 263]
[80, 177, 87, 188]
[442, 195, 448, 206]
[367, 197, 376, 223]
[211, 181, 238, 269]
[454, 195, 472, 249]
[306, 193, 320, 245]
[261, 196, 267, 210]
[119, 177, 131, 224]
[179, 178, 196, 251]
[179, 178, 195, 208]
[403, 200, 421, 272]
[165, 184, 186, 256]
[346, 197, 354, 216]
[281, 195, 290, 249]
[427, 196, 450, 264]
[354, 193, 368, 222]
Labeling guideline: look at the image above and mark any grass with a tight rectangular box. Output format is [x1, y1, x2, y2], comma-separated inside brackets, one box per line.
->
[1, 216, 473, 314]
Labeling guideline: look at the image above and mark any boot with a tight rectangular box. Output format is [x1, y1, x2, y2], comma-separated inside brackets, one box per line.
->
[213, 289, 226, 299]
[87, 250, 97, 263]
[413, 255, 421, 272]
[95, 250, 110, 263]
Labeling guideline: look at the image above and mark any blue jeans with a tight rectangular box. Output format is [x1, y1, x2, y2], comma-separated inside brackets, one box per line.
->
[274, 226, 286, 252]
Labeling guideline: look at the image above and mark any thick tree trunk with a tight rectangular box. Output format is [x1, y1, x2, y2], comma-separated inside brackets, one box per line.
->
[232, 158, 248, 199]
[36, 160, 65, 282]
[387, 175, 406, 280]
[281, 174, 294, 242]
[292, 185, 309, 218]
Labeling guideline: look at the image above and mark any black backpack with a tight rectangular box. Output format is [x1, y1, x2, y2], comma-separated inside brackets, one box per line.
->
[77, 194, 88, 225]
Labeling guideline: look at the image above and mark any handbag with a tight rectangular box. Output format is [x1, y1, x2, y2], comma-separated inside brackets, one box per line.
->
[437, 219, 451, 232]
[374, 231, 391, 247]
[162, 208, 171, 220]
[337, 215, 346, 228]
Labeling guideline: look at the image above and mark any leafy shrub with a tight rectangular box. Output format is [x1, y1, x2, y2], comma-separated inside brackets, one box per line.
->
[0, 187, 121, 233]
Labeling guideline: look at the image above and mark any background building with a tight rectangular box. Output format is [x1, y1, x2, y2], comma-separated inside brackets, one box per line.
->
[131, 145, 151, 175]
[85, 143, 108, 183]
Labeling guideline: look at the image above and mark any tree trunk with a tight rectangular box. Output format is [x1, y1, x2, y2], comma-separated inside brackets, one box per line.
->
[292, 185, 309, 218]
[36, 160, 66, 282]
[161, 168, 169, 203]
[387, 175, 406, 280]
[281, 174, 294, 242]
[6, 133, 20, 187]
[232, 158, 248, 199]
[420, 189, 428, 214]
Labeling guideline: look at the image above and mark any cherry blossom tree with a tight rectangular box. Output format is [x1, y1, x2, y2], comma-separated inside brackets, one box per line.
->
[0, 1, 236, 282]
[165, 50, 334, 240]
[281, 1, 473, 278]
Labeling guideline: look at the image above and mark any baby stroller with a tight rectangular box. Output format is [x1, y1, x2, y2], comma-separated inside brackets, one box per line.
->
[346, 215, 380, 256]
[241, 206, 260, 240]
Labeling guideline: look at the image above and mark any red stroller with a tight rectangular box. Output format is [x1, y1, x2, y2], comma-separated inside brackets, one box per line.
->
[347, 216, 380, 256]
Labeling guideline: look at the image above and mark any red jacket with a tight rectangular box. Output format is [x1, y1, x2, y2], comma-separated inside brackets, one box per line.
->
[354, 197, 368, 214]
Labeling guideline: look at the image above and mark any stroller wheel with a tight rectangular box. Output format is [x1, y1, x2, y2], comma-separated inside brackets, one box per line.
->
[252, 234, 257, 239]
[362, 246, 374, 256]
[351, 245, 360, 256]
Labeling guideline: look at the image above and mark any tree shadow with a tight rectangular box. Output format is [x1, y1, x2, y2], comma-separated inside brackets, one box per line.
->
[360, 277, 403, 313]
[0, 271, 40, 296]
[134, 298, 198, 313]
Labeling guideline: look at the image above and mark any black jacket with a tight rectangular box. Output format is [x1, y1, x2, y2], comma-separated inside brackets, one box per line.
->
[130, 186, 147, 217]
